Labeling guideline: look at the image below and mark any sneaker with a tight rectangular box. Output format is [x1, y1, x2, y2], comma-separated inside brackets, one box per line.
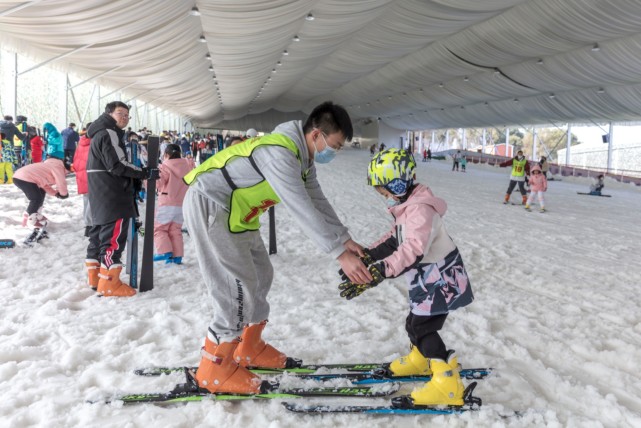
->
[525, 205, 531, 211]
[540, 208, 546, 213]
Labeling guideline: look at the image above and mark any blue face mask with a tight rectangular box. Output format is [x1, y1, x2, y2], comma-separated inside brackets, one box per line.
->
[314, 133, 337, 164]
[386, 197, 401, 208]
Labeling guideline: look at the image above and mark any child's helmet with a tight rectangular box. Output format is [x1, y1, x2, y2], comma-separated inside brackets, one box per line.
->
[368, 148, 416, 195]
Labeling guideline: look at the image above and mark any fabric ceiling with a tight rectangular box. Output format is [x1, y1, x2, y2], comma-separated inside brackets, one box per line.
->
[1, 0, 641, 132]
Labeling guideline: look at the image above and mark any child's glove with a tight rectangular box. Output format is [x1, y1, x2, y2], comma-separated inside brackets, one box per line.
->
[338, 262, 386, 300]
[337, 250, 375, 282]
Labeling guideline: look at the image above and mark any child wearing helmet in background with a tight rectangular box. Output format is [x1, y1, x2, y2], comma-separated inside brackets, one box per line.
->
[524, 164, 547, 212]
[338, 148, 475, 408]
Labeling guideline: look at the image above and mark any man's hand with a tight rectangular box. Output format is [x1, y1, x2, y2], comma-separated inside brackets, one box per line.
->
[143, 167, 160, 180]
[343, 238, 365, 257]
[338, 262, 386, 300]
[337, 250, 373, 284]
[55, 192, 69, 199]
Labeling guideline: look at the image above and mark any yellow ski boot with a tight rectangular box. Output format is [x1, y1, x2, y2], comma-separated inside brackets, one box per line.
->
[410, 352, 465, 406]
[389, 346, 431, 377]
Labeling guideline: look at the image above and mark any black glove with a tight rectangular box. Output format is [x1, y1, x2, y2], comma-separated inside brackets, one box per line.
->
[338, 262, 386, 300]
[338, 250, 375, 282]
[143, 167, 160, 180]
[55, 192, 69, 199]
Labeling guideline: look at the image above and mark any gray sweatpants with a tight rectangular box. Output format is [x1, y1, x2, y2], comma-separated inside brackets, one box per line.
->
[183, 188, 274, 343]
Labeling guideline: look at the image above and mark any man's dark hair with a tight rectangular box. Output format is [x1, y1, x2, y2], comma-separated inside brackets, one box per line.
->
[303, 101, 353, 141]
[16, 115, 27, 122]
[230, 136, 244, 144]
[69, 123, 76, 128]
[128, 131, 139, 140]
[3, 115, 13, 121]
[104, 101, 129, 114]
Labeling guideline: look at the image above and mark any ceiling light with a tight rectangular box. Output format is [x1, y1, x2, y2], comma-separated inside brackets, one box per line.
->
[549, 93, 555, 99]
[277, 61, 282, 66]
[484, 101, 489, 105]
[494, 69, 501, 75]
[463, 76, 469, 82]
[513, 98, 519, 103]
[388, 96, 392, 100]
[283, 50, 289, 55]
[537, 59, 544, 65]
[419, 88, 423, 92]
[597, 87, 605, 93]
[189, 6, 201, 16]
[208, 66, 214, 71]
[306, 13, 314, 21]
[205, 53, 211, 60]
[199, 35, 206, 43]
[438, 83, 444, 88]
[293, 35, 300, 42]
[591, 43, 600, 52]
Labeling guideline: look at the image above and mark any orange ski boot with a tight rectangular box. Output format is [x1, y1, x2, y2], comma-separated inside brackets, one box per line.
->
[85, 259, 100, 290]
[97, 264, 136, 297]
[195, 338, 268, 394]
[522, 195, 528, 205]
[233, 321, 293, 369]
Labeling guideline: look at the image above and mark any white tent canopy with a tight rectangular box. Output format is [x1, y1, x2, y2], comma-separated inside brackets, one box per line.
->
[2, 0, 641, 132]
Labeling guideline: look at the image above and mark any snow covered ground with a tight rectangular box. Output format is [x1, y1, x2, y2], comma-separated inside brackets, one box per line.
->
[1, 148, 640, 428]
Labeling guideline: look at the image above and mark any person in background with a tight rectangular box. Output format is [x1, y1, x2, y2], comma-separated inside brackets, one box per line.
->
[524, 164, 547, 212]
[499, 150, 530, 205]
[245, 128, 258, 139]
[1, 132, 18, 184]
[460, 155, 467, 172]
[182, 101, 371, 395]
[61, 123, 80, 163]
[85, 101, 159, 297]
[13, 155, 71, 231]
[589, 174, 605, 196]
[29, 128, 44, 163]
[73, 123, 93, 240]
[451, 150, 461, 171]
[338, 148, 474, 407]
[43, 122, 64, 162]
[153, 144, 194, 264]
[0, 115, 26, 165]
[539, 156, 549, 178]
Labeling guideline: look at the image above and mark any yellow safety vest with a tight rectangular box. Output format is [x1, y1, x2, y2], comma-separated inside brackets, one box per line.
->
[511, 158, 527, 177]
[184, 135, 304, 233]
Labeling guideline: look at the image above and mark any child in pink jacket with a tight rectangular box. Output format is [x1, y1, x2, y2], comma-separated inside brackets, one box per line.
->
[525, 164, 548, 212]
[153, 144, 194, 264]
[338, 149, 474, 408]
[13, 156, 71, 229]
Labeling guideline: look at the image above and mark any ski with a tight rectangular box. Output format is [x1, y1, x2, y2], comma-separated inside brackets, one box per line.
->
[134, 364, 492, 384]
[134, 362, 386, 377]
[139, 136, 159, 292]
[283, 382, 482, 415]
[99, 381, 400, 405]
[0, 239, 16, 249]
[126, 138, 141, 289]
[577, 192, 611, 197]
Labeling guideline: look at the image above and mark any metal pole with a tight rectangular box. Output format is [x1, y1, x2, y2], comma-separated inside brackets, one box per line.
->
[505, 127, 510, 156]
[482, 128, 486, 155]
[533, 128, 538, 160]
[566, 123, 572, 166]
[9, 52, 18, 118]
[607, 122, 614, 173]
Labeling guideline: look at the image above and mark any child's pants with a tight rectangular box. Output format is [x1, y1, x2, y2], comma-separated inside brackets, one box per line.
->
[0, 162, 14, 183]
[527, 190, 545, 208]
[406, 313, 449, 361]
[154, 221, 184, 257]
[154, 205, 185, 257]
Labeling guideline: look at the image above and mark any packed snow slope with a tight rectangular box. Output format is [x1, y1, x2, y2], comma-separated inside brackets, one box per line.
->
[1, 148, 640, 427]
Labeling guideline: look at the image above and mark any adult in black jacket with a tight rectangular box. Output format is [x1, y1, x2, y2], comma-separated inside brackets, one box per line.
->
[85, 101, 158, 297]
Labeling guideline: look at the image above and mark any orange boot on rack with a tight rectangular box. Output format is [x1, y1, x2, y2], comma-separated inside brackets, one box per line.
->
[233, 321, 290, 369]
[195, 338, 268, 394]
